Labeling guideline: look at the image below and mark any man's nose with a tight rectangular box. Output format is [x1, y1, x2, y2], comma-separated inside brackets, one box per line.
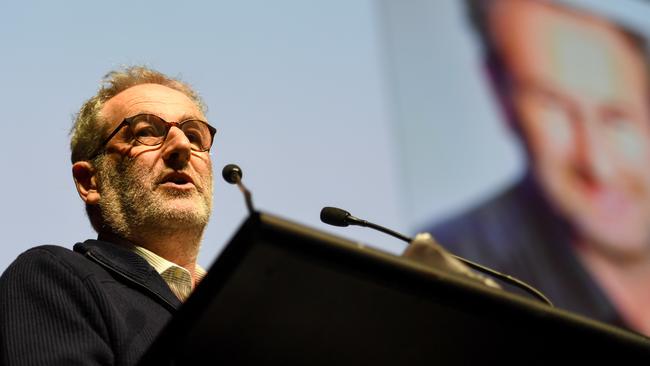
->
[162, 126, 192, 169]
[574, 117, 614, 182]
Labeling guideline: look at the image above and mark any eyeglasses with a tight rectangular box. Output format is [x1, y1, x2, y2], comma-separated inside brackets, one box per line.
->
[100, 114, 217, 153]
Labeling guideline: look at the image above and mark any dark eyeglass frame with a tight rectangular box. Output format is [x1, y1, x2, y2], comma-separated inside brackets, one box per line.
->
[99, 113, 217, 153]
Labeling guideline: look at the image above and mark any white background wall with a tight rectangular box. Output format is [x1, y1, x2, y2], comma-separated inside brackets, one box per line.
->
[0, 0, 404, 271]
[1, 0, 649, 273]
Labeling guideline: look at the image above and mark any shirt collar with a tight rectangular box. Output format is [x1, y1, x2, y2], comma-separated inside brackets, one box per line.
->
[130, 245, 207, 281]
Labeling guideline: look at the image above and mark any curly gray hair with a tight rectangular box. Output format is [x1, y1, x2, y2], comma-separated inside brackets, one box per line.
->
[70, 65, 206, 163]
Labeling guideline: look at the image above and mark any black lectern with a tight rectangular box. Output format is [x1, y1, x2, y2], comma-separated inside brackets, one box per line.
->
[140, 212, 650, 364]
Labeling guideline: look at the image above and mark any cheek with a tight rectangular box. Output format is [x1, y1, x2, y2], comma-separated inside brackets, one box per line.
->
[198, 155, 212, 174]
[605, 123, 650, 168]
[519, 100, 576, 165]
[127, 146, 161, 168]
[192, 155, 213, 183]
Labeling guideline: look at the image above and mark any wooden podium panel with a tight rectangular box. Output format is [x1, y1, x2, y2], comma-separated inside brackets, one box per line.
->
[140, 213, 650, 365]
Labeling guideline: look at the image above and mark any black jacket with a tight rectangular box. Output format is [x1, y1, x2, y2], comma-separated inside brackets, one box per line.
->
[0, 240, 182, 365]
[426, 175, 627, 329]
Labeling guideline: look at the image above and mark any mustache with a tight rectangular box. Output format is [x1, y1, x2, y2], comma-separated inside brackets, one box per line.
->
[110, 155, 213, 193]
[155, 169, 205, 191]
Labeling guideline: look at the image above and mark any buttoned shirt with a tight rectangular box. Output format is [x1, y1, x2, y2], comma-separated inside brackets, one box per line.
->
[131, 245, 206, 302]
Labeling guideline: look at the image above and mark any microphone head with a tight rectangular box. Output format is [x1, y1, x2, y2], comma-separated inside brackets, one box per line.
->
[222, 164, 243, 184]
[320, 207, 351, 227]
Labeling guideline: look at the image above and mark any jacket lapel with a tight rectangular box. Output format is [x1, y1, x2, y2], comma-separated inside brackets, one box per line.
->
[74, 239, 182, 311]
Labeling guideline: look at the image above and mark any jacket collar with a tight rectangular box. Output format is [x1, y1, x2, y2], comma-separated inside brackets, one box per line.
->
[73, 238, 182, 311]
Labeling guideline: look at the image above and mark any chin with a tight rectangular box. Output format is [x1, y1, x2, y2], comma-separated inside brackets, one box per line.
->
[590, 239, 650, 262]
[151, 199, 211, 227]
[160, 211, 210, 229]
[579, 220, 650, 259]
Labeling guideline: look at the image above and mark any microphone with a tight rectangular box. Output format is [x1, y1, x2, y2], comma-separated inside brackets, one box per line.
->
[319, 206, 553, 307]
[320, 207, 411, 242]
[222, 164, 255, 214]
[222, 164, 243, 184]
[319, 207, 353, 227]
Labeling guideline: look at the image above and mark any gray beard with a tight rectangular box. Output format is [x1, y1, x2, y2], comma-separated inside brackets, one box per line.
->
[96, 156, 213, 239]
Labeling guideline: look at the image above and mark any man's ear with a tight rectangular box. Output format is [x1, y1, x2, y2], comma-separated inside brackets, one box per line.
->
[72, 161, 100, 205]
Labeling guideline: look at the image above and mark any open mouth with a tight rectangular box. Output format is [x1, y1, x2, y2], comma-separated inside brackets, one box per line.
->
[160, 172, 195, 187]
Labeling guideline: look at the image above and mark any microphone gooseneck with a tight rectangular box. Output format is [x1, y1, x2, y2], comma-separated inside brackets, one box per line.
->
[222, 164, 255, 214]
[319, 206, 553, 307]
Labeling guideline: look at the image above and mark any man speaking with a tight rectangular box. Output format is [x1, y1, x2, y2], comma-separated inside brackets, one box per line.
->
[0, 65, 499, 365]
[0, 66, 216, 365]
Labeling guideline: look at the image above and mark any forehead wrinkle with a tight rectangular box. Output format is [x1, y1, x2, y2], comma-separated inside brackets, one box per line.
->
[123, 100, 194, 116]
[103, 86, 205, 127]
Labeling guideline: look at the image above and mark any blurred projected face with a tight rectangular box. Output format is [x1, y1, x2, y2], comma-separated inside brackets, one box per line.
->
[490, 0, 650, 256]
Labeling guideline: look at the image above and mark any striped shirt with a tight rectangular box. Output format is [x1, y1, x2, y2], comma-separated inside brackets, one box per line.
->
[130, 245, 206, 302]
